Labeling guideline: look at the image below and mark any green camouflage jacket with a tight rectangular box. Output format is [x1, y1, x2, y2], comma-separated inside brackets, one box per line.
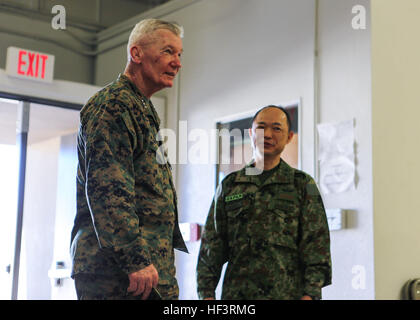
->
[70, 74, 187, 298]
[197, 160, 331, 300]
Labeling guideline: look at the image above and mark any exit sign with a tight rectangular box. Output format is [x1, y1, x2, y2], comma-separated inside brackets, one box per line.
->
[6, 47, 55, 83]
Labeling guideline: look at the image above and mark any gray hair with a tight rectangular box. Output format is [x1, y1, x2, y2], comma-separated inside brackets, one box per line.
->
[127, 19, 184, 59]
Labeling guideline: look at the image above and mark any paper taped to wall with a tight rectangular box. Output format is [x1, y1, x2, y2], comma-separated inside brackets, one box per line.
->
[317, 119, 355, 194]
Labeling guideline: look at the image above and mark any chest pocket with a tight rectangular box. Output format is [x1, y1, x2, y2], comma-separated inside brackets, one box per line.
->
[225, 198, 243, 212]
[267, 198, 300, 250]
[225, 193, 253, 217]
[224, 194, 253, 249]
[135, 113, 171, 202]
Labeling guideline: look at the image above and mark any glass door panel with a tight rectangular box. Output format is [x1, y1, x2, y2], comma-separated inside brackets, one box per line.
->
[18, 103, 79, 299]
[0, 98, 19, 300]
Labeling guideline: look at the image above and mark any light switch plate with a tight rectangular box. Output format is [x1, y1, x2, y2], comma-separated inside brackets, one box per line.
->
[326, 209, 346, 231]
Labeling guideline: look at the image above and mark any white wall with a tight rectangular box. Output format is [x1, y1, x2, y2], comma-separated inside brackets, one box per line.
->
[371, 0, 420, 300]
[0, 69, 101, 106]
[318, 0, 374, 299]
[163, 0, 317, 299]
[93, 0, 375, 300]
[7, 0, 417, 301]
[51, 133, 78, 300]
[20, 137, 60, 299]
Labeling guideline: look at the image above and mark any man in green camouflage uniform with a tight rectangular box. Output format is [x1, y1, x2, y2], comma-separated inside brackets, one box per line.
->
[197, 106, 331, 300]
[70, 19, 188, 300]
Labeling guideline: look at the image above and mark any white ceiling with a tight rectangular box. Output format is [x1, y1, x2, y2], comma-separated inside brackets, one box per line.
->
[0, 0, 172, 30]
[0, 0, 173, 147]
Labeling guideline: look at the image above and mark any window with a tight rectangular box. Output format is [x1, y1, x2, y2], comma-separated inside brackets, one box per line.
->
[215, 102, 300, 186]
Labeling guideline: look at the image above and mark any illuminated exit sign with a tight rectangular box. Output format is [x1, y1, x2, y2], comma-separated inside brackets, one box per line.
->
[6, 47, 55, 83]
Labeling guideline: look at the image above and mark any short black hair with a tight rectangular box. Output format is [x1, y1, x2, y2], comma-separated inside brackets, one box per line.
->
[250, 105, 292, 132]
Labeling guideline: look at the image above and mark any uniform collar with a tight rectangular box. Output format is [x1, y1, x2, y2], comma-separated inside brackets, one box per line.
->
[117, 73, 148, 101]
[235, 159, 294, 185]
[117, 73, 161, 128]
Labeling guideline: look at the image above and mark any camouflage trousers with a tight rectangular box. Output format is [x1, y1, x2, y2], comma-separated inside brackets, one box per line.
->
[74, 273, 176, 300]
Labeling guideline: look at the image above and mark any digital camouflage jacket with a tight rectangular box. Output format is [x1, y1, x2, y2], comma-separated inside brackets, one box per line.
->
[70, 74, 187, 298]
[197, 160, 331, 300]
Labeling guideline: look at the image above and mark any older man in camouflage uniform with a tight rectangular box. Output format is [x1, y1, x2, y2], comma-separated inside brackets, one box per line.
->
[70, 19, 188, 300]
[197, 106, 331, 300]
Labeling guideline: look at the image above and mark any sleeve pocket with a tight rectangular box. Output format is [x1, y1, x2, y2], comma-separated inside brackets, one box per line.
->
[121, 110, 138, 150]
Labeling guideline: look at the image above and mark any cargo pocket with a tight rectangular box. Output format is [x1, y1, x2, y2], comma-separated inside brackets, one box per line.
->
[141, 136, 165, 196]
[225, 196, 251, 251]
[121, 110, 138, 150]
[267, 200, 299, 250]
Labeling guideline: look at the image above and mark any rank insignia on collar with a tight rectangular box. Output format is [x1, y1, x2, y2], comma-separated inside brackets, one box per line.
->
[225, 193, 244, 202]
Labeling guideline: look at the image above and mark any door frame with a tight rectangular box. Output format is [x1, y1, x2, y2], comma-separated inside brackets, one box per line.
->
[0, 68, 101, 299]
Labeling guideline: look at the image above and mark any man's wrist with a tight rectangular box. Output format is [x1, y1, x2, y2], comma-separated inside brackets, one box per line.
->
[198, 290, 215, 300]
[303, 285, 322, 300]
[303, 293, 320, 300]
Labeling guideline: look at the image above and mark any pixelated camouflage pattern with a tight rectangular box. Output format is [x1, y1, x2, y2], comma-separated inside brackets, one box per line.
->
[197, 160, 331, 300]
[70, 74, 187, 299]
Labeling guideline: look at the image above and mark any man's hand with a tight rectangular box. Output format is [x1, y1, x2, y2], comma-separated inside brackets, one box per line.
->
[127, 264, 159, 300]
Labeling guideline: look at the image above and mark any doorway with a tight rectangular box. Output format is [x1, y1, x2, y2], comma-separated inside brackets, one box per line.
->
[0, 97, 80, 300]
[0, 93, 168, 300]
